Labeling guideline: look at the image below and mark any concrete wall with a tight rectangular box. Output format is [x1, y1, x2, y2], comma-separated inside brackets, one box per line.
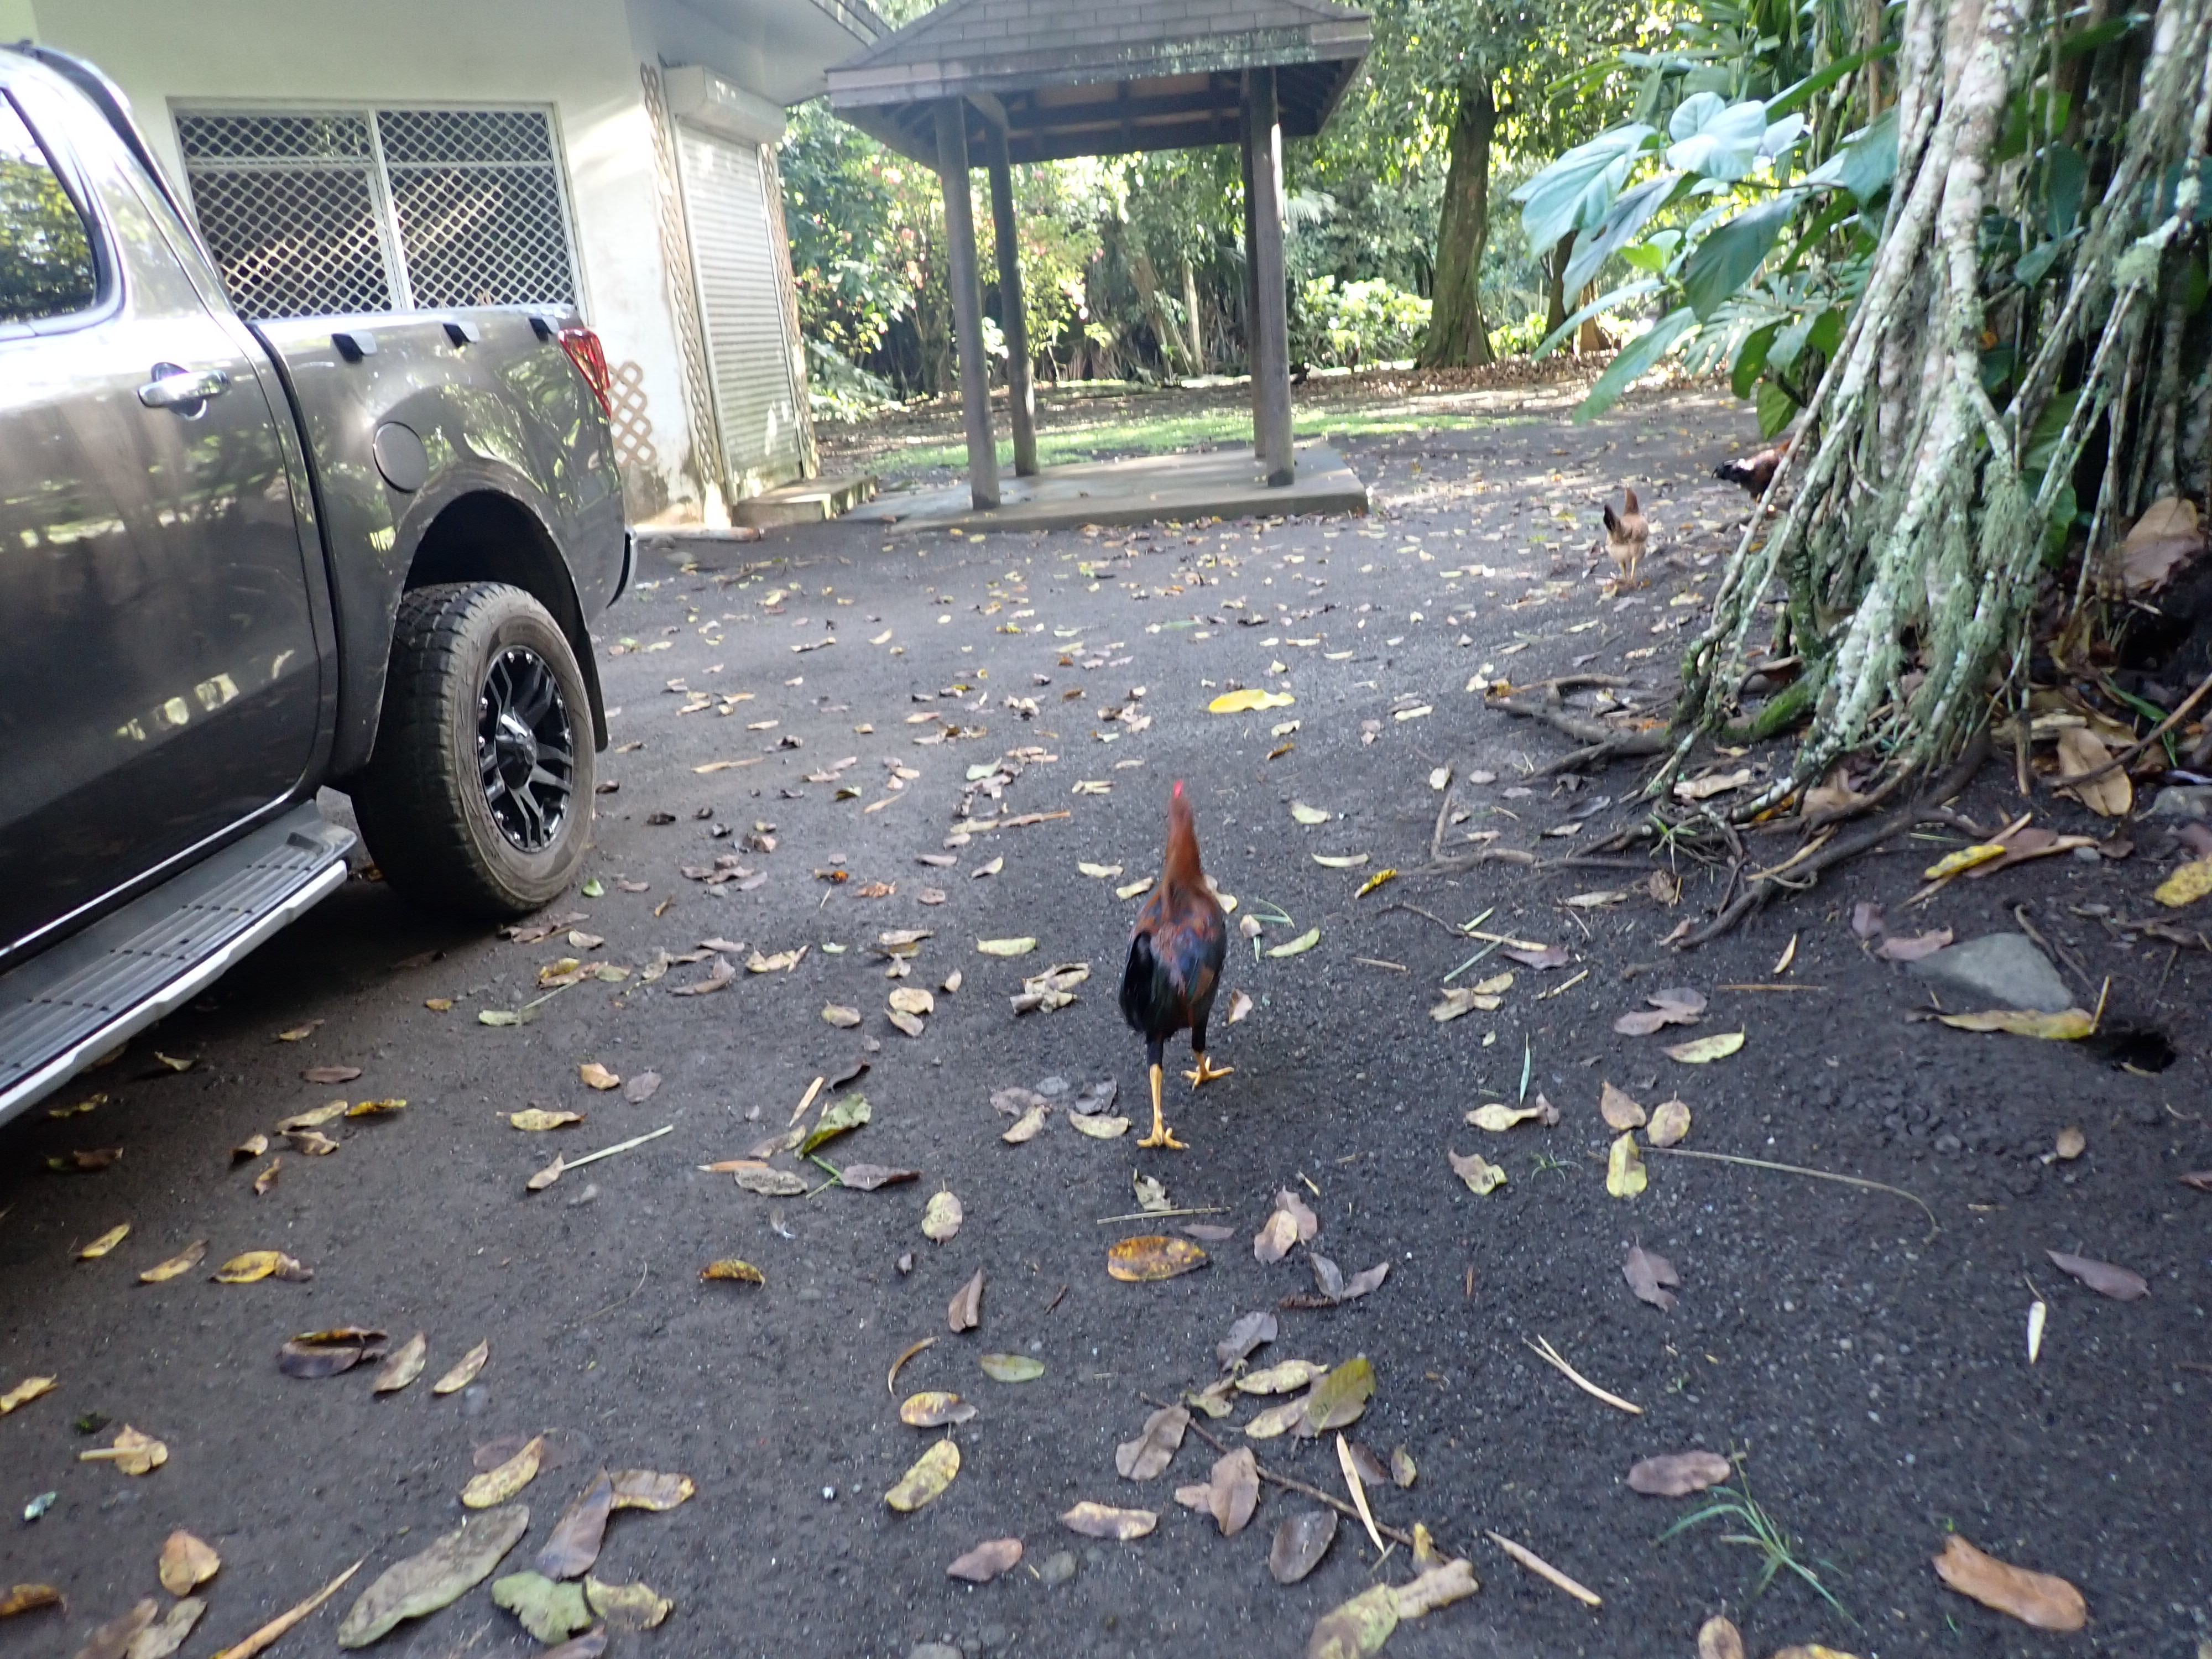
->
[11, 0, 863, 521]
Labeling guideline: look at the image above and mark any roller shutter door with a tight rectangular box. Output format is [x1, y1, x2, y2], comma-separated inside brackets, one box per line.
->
[674, 125, 804, 494]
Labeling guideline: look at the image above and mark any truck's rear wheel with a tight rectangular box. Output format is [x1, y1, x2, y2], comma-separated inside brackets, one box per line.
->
[354, 582, 593, 918]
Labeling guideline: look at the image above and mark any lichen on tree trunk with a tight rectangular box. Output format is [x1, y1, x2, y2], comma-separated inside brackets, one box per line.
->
[1671, 0, 2212, 817]
[1418, 81, 1499, 369]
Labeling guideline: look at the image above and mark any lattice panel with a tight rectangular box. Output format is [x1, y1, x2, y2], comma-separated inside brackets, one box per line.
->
[387, 164, 574, 308]
[184, 163, 391, 319]
[377, 108, 556, 166]
[178, 112, 371, 161]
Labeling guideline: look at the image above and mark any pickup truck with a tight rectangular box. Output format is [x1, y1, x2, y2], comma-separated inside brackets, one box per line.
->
[0, 47, 629, 1125]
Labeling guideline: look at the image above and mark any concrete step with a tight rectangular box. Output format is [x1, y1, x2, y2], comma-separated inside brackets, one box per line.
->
[728, 471, 879, 529]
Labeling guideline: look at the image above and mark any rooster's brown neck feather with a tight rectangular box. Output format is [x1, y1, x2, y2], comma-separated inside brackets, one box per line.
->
[1162, 787, 1206, 892]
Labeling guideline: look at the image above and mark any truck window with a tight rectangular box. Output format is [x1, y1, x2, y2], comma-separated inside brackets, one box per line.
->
[0, 93, 98, 323]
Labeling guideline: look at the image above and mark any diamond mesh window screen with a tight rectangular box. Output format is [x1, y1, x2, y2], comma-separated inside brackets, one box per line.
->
[177, 106, 576, 319]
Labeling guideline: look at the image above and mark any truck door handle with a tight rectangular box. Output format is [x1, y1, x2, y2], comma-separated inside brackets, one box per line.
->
[137, 363, 230, 412]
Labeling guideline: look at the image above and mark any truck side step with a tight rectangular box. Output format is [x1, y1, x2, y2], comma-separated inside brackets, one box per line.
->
[0, 804, 356, 1125]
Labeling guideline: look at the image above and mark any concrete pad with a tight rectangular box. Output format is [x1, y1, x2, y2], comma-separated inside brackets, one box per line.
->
[729, 471, 879, 529]
[869, 441, 1366, 534]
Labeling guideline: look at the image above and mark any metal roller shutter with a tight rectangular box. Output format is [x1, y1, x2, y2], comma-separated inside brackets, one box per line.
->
[674, 125, 804, 495]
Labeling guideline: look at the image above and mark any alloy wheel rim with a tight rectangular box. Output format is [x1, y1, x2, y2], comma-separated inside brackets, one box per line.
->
[476, 644, 574, 852]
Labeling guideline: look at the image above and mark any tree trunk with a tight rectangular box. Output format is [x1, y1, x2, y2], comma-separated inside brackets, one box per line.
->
[1182, 258, 1206, 372]
[1672, 0, 2212, 816]
[1417, 80, 1498, 368]
[1543, 233, 1573, 340]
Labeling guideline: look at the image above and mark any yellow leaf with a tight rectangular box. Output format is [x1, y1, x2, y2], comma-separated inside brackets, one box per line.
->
[1311, 853, 1368, 869]
[460, 1436, 544, 1508]
[1266, 927, 1321, 957]
[372, 1333, 427, 1394]
[701, 1260, 765, 1285]
[975, 937, 1037, 957]
[1078, 863, 1124, 878]
[1467, 1104, 1541, 1132]
[821, 1005, 862, 1027]
[1606, 1133, 1648, 1198]
[922, 1191, 964, 1241]
[159, 1529, 221, 1595]
[347, 1098, 406, 1117]
[1922, 843, 2007, 880]
[1355, 868, 1398, 898]
[425, 998, 453, 1011]
[1290, 802, 1331, 825]
[1106, 1235, 1208, 1281]
[1665, 1030, 1745, 1063]
[888, 987, 935, 1016]
[1071, 1113, 1130, 1139]
[583, 1577, 672, 1631]
[138, 1241, 206, 1284]
[212, 1250, 294, 1284]
[80, 1424, 165, 1475]
[509, 1109, 585, 1131]
[899, 1391, 976, 1427]
[1209, 688, 1295, 713]
[77, 1223, 129, 1260]
[275, 1102, 347, 1131]
[432, 1339, 489, 1394]
[1937, 1008, 2096, 1039]
[1647, 1097, 1692, 1146]
[0, 1375, 56, 1414]
[1448, 1150, 1506, 1194]
[1116, 878, 1154, 899]
[2054, 726, 2131, 817]
[2154, 857, 2212, 907]
[1599, 1082, 1646, 1130]
[885, 1439, 960, 1511]
[578, 1062, 620, 1091]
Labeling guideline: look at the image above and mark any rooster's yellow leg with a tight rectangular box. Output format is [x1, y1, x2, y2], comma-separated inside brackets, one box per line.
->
[1138, 1061, 1185, 1150]
[1182, 1051, 1234, 1088]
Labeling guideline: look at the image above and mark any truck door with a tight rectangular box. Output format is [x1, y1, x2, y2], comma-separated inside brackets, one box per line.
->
[0, 77, 325, 957]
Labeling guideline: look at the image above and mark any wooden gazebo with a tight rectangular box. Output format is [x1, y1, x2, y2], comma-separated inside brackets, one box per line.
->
[826, 0, 1371, 510]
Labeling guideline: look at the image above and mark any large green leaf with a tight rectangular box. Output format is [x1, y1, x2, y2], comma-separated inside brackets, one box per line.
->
[1682, 198, 1796, 319]
[1666, 95, 1769, 181]
[1564, 174, 1685, 293]
[1730, 321, 1782, 399]
[2045, 141, 2088, 237]
[1514, 124, 1657, 253]
[1767, 41, 1899, 117]
[1576, 307, 1698, 421]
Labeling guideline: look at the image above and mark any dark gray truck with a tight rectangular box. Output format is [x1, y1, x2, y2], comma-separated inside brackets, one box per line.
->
[0, 48, 629, 1124]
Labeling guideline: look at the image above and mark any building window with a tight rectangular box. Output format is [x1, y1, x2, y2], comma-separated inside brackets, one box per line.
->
[175, 107, 578, 320]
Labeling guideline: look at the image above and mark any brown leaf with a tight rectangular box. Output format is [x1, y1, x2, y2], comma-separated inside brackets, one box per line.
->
[1269, 1508, 1338, 1584]
[158, 1531, 220, 1597]
[371, 1333, 426, 1394]
[301, 1066, 361, 1084]
[608, 1470, 694, 1511]
[337, 1506, 529, 1646]
[1202, 1447, 1260, 1535]
[1851, 900, 1886, 938]
[2180, 1170, 2212, 1192]
[1626, 1450, 1732, 1496]
[2119, 494, 2203, 593]
[536, 1473, 614, 1579]
[1646, 1097, 1692, 1147]
[1932, 1533, 2088, 1631]
[2056, 726, 2131, 817]
[1114, 1405, 1189, 1480]
[1108, 1235, 1208, 1281]
[0, 1584, 61, 1618]
[1697, 1614, 1746, 1659]
[947, 1539, 1023, 1583]
[1254, 1208, 1300, 1263]
[1503, 944, 1572, 969]
[1599, 1082, 1647, 1130]
[948, 1270, 984, 1333]
[72, 1598, 159, 1659]
[2046, 1249, 2149, 1301]
[1217, 1311, 1279, 1368]
[1623, 1244, 1679, 1311]
[231, 1133, 269, 1162]
[278, 1335, 380, 1379]
[1060, 1501, 1156, 1541]
[1876, 928, 1953, 962]
[252, 1159, 281, 1195]
[1276, 1188, 1320, 1241]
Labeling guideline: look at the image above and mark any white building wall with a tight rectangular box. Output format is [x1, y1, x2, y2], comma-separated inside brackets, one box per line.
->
[9, 0, 802, 522]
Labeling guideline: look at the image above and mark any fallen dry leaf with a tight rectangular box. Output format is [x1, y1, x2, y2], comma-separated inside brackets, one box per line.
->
[948, 1270, 984, 1333]
[1217, 1310, 1279, 1369]
[138, 1241, 206, 1284]
[1115, 1405, 1190, 1479]
[2119, 494, 2204, 592]
[1467, 1102, 1543, 1131]
[821, 1005, 862, 1028]
[900, 1391, 977, 1427]
[1876, 928, 1954, 962]
[1600, 1082, 1647, 1130]
[1938, 1008, 2095, 1039]
[608, 1470, 693, 1512]
[535, 1475, 614, 1580]
[462, 1437, 545, 1509]
[975, 936, 1036, 956]
[1932, 1533, 2087, 1631]
[212, 1251, 310, 1284]
[0, 1584, 60, 1618]
[1238, 1360, 1326, 1395]
[1302, 1355, 1374, 1434]
[2054, 726, 2131, 817]
[922, 1191, 963, 1242]
[1177, 1444, 1260, 1535]
[1448, 1149, 1506, 1194]
[208, 1557, 362, 1659]
[947, 1538, 1023, 1583]
[510, 1109, 584, 1131]
[700, 1260, 765, 1285]
[1614, 987, 1707, 1035]
[1209, 688, 1295, 713]
[1697, 1614, 1746, 1659]
[978, 1353, 1045, 1382]
[1627, 1450, 1731, 1496]
[492, 1570, 587, 1644]
[1001, 1104, 1050, 1143]
[1395, 1558, 1479, 1618]
[156, 1531, 220, 1598]
[1270, 1509, 1338, 1583]
[301, 1066, 361, 1084]
[1665, 1030, 1745, 1063]
[1228, 990, 1255, 1023]
[77, 1223, 129, 1260]
[2046, 1249, 2149, 1301]
[1606, 1134, 1648, 1198]
[838, 1163, 917, 1191]
[337, 1505, 529, 1646]
[886, 1440, 961, 1512]
[1623, 1244, 1679, 1311]
[2155, 858, 2212, 907]
[584, 1577, 670, 1632]
[1255, 1208, 1300, 1262]
[1108, 1235, 1207, 1281]
[432, 1339, 489, 1395]
[80, 1425, 166, 1475]
[1646, 1097, 1692, 1147]
[1307, 1582, 1399, 1658]
[1061, 1501, 1156, 1540]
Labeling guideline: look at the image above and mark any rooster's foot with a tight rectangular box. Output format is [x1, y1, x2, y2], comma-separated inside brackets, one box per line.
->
[1183, 1055, 1234, 1088]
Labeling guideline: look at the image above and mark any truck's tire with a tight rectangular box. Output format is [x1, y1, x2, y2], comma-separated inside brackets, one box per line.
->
[353, 582, 594, 919]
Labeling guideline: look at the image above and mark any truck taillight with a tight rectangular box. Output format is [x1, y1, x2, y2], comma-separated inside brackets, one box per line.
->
[557, 326, 613, 416]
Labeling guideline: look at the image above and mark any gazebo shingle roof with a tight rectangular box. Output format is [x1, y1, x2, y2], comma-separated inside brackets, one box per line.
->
[825, 0, 1370, 165]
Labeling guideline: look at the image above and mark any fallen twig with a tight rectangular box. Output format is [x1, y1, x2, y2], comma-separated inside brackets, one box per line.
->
[1486, 1530, 1603, 1607]
[1093, 1206, 1227, 1224]
[210, 1559, 364, 1659]
[1525, 1335, 1641, 1415]
[1646, 1146, 1938, 1241]
[1485, 684, 1671, 775]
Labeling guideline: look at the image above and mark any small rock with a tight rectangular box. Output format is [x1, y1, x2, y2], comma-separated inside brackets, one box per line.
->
[1040, 1551, 1077, 1587]
[1933, 1133, 1961, 1154]
[2070, 845, 2101, 862]
[1907, 933, 2074, 1013]
[1035, 1076, 1070, 1097]
[458, 1384, 490, 1416]
[2147, 784, 2212, 819]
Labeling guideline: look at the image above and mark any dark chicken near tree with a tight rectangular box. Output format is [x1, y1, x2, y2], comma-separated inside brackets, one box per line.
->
[1119, 781, 1231, 1150]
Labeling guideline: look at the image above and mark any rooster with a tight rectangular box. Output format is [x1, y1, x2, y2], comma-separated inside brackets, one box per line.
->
[1714, 437, 1791, 497]
[1602, 488, 1648, 588]
[1119, 781, 1230, 1150]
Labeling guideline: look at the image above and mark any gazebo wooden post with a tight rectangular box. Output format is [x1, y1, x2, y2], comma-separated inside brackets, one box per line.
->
[1243, 67, 1295, 487]
[935, 97, 999, 510]
[984, 123, 1039, 478]
[1238, 97, 1262, 460]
